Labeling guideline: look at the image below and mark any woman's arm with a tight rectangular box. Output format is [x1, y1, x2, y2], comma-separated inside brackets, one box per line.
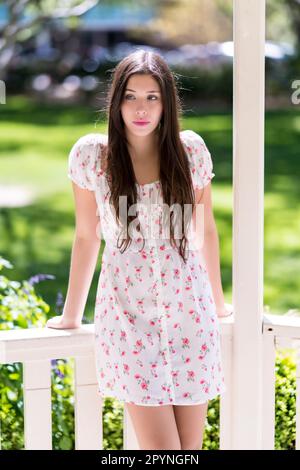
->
[193, 183, 232, 318]
[46, 182, 101, 329]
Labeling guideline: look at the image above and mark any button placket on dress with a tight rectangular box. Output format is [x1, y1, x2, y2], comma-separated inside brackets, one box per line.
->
[147, 184, 176, 403]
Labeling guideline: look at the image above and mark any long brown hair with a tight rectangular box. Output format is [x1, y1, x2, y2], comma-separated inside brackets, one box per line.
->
[104, 49, 196, 264]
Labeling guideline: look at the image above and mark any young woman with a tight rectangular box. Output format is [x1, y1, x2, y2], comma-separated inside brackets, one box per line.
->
[46, 49, 233, 450]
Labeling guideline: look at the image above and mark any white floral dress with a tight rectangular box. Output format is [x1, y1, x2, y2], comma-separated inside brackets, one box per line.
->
[68, 129, 226, 406]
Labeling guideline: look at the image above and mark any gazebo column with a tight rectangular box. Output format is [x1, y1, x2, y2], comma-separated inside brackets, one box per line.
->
[232, 0, 265, 449]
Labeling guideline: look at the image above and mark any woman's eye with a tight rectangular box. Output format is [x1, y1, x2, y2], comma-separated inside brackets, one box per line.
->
[124, 94, 158, 101]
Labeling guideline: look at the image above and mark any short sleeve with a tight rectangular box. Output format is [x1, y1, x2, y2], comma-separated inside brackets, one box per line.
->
[67, 133, 103, 191]
[180, 129, 215, 189]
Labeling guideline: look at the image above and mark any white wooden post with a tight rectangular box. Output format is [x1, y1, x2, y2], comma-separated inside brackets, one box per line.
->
[74, 356, 103, 449]
[262, 328, 276, 449]
[219, 330, 233, 449]
[23, 360, 52, 449]
[232, 0, 265, 449]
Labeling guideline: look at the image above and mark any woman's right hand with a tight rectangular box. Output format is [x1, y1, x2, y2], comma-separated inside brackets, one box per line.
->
[45, 315, 81, 329]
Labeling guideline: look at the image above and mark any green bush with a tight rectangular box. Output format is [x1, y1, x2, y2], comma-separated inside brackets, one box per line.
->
[275, 348, 296, 450]
[0, 255, 75, 450]
[0, 256, 297, 449]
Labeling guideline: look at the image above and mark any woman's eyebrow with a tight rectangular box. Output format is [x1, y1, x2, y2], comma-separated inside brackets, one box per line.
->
[125, 88, 160, 93]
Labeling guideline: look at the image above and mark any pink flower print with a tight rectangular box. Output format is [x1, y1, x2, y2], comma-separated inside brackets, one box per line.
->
[161, 269, 167, 286]
[202, 343, 208, 352]
[171, 370, 180, 387]
[134, 374, 150, 391]
[184, 275, 192, 291]
[182, 391, 192, 400]
[123, 363, 130, 374]
[145, 332, 154, 345]
[190, 263, 196, 276]
[149, 266, 154, 277]
[159, 244, 166, 251]
[150, 362, 158, 378]
[120, 330, 127, 341]
[108, 329, 115, 346]
[134, 265, 143, 282]
[125, 275, 134, 288]
[101, 341, 110, 356]
[189, 309, 202, 325]
[100, 308, 108, 320]
[132, 338, 145, 355]
[184, 356, 191, 364]
[122, 384, 129, 394]
[178, 301, 183, 312]
[173, 268, 180, 280]
[182, 337, 190, 349]
[164, 302, 171, 312]
[165, 253, 171, 261]
[114, 362, 120, 379]
[187, 370, 195, 382]
[136, 298, 144, 309]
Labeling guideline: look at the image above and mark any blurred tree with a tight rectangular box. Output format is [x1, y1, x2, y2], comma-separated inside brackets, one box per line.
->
[0, 0, 99, 78]
[266, 0, 298, 46]
[131, 0, 297, 48]
[140, 0, 233, 46]
[285, 0, 300, 46]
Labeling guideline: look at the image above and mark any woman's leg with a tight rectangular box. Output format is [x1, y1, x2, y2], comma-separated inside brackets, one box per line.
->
[173, 402, 209, 450]
[124, 403, 181, 450]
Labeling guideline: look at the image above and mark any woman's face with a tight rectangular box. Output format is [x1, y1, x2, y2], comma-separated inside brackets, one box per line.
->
[120, 74, 163, 137]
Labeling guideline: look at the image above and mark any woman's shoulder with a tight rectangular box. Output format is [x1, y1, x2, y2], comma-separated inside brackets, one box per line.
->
[179, 129, 215, 189]
[67, 133, 108, 190]
[179, 129, 206, 147]
[72, 132, 108, 149]
[72, 132, 108, 167]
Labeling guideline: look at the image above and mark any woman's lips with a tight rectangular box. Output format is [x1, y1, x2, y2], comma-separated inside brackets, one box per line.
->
[133, 121, 150, 126]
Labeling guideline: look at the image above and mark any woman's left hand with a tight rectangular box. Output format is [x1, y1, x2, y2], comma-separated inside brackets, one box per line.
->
[216, 303, 234, 318]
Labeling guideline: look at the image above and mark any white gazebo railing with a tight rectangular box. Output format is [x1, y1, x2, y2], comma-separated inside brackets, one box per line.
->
[1, 0, 298, 452]
[0, 313, 299, 450]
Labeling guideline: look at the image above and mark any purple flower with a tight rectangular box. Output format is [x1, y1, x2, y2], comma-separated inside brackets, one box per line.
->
[55, 291, 65, 314]
[27, 273, 56, 286]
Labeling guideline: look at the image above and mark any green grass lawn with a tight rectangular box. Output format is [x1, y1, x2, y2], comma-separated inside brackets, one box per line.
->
[0, 95, 299, 321]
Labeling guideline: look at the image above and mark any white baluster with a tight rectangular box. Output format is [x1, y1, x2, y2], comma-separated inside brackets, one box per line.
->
[74, 356, 103, 449]
[23, 360, 52, 449]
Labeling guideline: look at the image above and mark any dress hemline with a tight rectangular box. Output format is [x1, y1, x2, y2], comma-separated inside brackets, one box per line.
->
[96, 385, 227, 407]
